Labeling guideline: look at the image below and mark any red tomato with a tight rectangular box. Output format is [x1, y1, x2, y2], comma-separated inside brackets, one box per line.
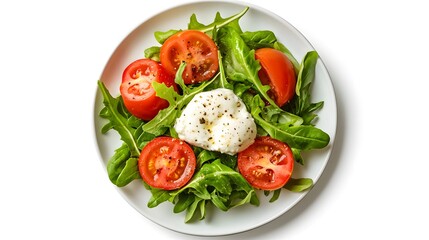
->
[255, 48, 296, 107]
[138, 137, 196, 190]
[237, 136, 294, 190]
[120, 59, 176, 121]
[160, 30, 219, 84]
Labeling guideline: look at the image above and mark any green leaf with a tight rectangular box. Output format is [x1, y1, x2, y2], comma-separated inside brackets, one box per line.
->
[241, 30, 277, 49]
[261, 104, 303, 127]
[171, 159, 259, 210]
[98, 81, 141, 157]
[286, 51, 324, 125]
[144, 46, 160, 61]
[284, 178, 313, 192]
[142, 63, 216, 135]
[250, 95, 330, 150]
[188, 7, 248, 35]
[154, 29, 180, 44]
[291, 148, 304, 165]
[217, 26, 279, 108]
[147, 188, 172, 208]
[173, 194, 194, 213]
[269, 189, 281, 202]
[97, 81, 146, 187]
[152, 7, 248, 45]
[296, 51, 318, 98]
[184, 197, 205, 222]
[106, 144, 140, 187]
[196, 149, 237, 169]
[212, 50, 233, 90]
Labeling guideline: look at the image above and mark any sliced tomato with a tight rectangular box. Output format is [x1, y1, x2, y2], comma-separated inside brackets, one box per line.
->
[237, 136, 294, 190]
[160, 30, 219, 84]
[255, 48, 296, 107]
[120, 59, 177, 121]
[138, 137, 196, 190]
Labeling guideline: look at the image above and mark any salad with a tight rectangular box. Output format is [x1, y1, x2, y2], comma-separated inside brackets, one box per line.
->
[97, 7, 330, 222]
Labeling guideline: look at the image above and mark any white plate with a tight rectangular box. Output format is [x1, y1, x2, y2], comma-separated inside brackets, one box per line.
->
[93, 0, 337, 236]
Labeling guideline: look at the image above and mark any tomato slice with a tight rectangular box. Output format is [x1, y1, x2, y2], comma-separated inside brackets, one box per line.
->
[255, 48, 296, 107]
[138, 137, 196, 190]
[160, 30, 219, 84]
[237, 136, 294, 190]
[120, 59, 176, 121]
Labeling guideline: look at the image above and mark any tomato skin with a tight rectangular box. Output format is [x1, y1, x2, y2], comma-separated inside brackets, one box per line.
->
[160, 30, 219, 84]
[237, 136, 294, 190]
[255, 48, 296, 107]
[120, 59, 177, 121]
[138, 137, 196, 190]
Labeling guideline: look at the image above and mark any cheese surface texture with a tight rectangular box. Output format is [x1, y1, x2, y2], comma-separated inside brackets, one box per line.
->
[174, 88, 257, 155]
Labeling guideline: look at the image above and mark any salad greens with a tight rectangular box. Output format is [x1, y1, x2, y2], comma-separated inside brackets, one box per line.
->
[142, 63, 217, 136]
[97, 7, 330, 222]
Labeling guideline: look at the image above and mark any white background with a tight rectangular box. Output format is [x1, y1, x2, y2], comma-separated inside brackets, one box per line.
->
[1, 0, 428, 239]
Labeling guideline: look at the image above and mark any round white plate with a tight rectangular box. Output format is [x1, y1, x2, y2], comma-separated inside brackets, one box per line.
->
[93, 0, 337, 236]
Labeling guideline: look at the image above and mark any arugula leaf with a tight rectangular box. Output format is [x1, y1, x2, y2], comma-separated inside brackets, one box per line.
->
[154, 29, 180, 44]
[291, 148, 305, 165]
[152, 7, 249, 45]
[217, 26, 279, 108]
[261, 105, 303, 127]
[147, 160, 259, 222]
[196, 148, 237, 169]
[144, 46, 160, 61]
[284, 178, 313, 192]
[250, 95, 330, 150]
[241, 30, 277, 49]
[207, 50, 233, 91]
[188, 7, 248, 35]
[142, 63, 216, 135]
[105, 144, 140, 187]
[97, 81, 144, 186]
[264, 177, 313, 202]
[287, 51, 324, 125]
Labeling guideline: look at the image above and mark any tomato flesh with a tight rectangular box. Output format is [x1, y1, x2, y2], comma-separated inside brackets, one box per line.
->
[120, 59, 176, 120]
[160, 30, 219, 84]
[255, 48, 296, 107]
[238, 136, 294, 190]
[138, 137, 196, 190]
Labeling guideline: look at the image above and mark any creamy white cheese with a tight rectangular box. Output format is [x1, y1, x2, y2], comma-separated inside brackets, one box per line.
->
[174, 88, 257, 155]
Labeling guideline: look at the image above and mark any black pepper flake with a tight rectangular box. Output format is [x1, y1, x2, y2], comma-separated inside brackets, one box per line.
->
[199, 118, 206, 124]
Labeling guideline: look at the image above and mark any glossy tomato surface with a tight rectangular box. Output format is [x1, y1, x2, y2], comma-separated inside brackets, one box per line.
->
[138, 137, 196, 190]
[120, 59, 176, 120]
[160, 30, 219, 84]
[238, 136, 294, 190]
[255, 48, 296, 107]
